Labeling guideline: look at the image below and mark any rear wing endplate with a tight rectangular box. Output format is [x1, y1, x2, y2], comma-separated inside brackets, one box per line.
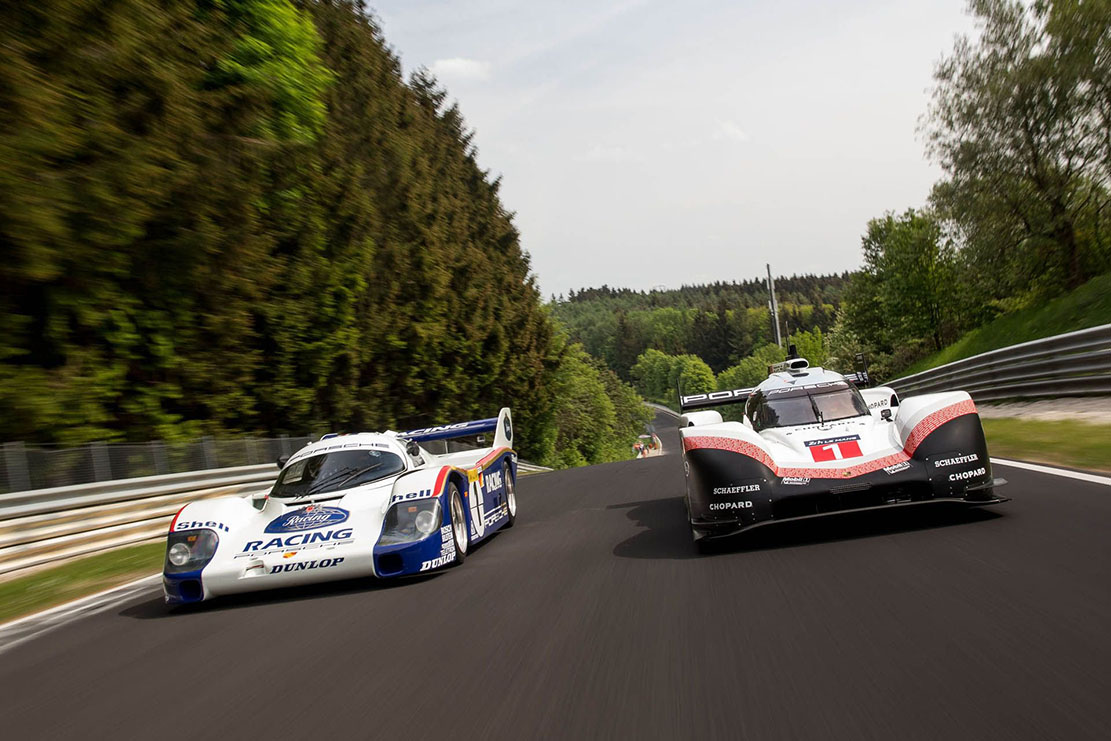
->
[844, 370, 870, 387]
[401, 407, 514, 447]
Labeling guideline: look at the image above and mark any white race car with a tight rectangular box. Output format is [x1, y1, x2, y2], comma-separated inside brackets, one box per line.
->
[678, 350, 1007, 548]
[163, 409, 517, 604]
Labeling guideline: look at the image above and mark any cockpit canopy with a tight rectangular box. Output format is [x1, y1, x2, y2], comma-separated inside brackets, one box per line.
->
[745, 380, 870, 432]
[271, 448, 406, 498]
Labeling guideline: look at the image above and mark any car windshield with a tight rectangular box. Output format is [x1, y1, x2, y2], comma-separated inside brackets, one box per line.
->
[748, 382, 870, 432]
[271, 449, 405, 498]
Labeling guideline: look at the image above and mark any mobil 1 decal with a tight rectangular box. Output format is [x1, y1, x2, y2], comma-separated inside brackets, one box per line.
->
[805, 435, 863, 462]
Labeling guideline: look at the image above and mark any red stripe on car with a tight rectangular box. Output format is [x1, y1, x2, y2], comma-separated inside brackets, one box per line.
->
[682, 400, 977, 479]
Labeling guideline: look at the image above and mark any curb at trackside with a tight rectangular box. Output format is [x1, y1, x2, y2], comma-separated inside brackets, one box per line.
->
[990, 458, 1111, 486]
[0, 574, 161, 655]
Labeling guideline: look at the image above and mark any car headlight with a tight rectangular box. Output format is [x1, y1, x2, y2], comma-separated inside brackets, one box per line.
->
[164, 529, 220, 574]
[379, 499, 442, 545]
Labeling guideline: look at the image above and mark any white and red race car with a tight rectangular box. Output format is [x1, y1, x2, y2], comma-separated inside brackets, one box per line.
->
[678, 352, 1007, 548]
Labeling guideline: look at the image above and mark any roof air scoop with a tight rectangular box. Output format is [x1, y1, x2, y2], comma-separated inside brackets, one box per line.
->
[768, 357, 810, 374]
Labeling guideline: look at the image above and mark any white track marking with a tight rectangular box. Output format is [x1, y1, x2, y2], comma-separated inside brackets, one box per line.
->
[991, 458, 1111, 486]
[0, 574, 160, 654]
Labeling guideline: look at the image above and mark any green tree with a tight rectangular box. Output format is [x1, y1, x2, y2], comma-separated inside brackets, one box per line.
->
[843, 209, 959, 353]
[925, 0, 1111, 296]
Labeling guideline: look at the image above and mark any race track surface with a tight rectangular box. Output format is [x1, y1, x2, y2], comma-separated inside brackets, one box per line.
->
[2, 413, 1110, 740]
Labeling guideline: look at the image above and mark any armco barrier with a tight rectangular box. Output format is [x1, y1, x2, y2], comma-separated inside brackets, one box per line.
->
[885, 324, 1111, 402]
[0, 465, 277, 577]
[0, 454, 551, 579]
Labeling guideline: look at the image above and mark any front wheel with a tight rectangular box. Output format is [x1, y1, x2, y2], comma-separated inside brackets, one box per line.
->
[449, 484, 468, 565]
[503, 472, 517, 528]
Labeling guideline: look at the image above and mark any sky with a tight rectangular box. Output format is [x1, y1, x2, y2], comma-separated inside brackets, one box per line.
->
[368, 0, 978, 297]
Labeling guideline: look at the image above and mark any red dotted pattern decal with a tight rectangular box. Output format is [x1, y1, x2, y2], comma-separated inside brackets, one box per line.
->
[901, 399, 977, 456]
[682, 399, 978, 480]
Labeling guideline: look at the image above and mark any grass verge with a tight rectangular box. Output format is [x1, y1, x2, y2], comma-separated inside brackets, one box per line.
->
[902, 273, 1111, 376]
[0, 542, 163, 625]
[983, 418, 1111, 474]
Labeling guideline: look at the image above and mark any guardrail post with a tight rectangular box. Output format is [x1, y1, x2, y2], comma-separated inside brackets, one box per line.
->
[3, 442, 31, 492]
[280, 435, 291, 455]
[90, 441, 112, 482]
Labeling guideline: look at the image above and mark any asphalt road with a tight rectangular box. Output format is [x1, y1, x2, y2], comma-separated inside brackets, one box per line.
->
[2, 412, 1110, 740]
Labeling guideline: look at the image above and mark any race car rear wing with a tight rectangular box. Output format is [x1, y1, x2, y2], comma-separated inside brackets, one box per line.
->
[844, 369, 871, 386]
[679, 388, 753, 412]
[846, 352, 872, 387]
[401, 407, 514, 448]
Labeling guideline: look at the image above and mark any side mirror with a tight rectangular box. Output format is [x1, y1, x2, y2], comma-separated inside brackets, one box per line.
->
[881, 409, 892, 422]
[406, 440, 421, 458]
[251, 491, 268, 511]
[475, 434, 487, 445]
[276, 454, 290, 469]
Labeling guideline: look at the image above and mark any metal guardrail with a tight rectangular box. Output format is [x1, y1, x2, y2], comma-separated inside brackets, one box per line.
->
[0, 448, 551, 579]
[885, 324, 1111, 402]
[1, 435, 316, 494]
[0, 465, 277, 577]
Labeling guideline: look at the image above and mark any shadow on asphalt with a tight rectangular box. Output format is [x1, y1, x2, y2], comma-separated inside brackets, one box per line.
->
[609, 496, 1004, 560]
[120, 535, 503, 619]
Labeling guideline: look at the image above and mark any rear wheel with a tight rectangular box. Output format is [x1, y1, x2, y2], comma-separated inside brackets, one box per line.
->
[503, 471, 517, 528]
[449, 484, 468, 565]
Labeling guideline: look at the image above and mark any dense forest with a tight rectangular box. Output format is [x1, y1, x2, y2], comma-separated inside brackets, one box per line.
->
[0, 0, 648, 467]
[550, 273, 847, 377]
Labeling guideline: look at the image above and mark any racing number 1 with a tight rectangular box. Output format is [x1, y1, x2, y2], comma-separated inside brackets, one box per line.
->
[809, 440, 863, 462]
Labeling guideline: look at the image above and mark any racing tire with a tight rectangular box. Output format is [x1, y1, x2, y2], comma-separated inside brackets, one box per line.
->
[503, 471, 517, 528]
[449, 483, 468, 565]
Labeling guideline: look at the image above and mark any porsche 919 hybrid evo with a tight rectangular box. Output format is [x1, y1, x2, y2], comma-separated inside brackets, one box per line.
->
[163, 408, 517, 604]
[678, 351, 1007, 548]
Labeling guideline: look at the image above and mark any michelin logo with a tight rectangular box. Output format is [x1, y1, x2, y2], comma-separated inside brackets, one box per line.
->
[782, 477, 810, 486]
[883, 462, 911, 475]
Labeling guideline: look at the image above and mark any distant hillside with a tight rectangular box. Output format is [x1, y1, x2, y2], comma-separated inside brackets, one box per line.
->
[896, 272, 1111, 378]
[558, 273, 850, 311]
[550, 273, 849, 377]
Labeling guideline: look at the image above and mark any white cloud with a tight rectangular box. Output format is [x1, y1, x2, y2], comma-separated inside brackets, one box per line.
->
[714, 119, 750, 143]
[430, 58, 492, 83]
